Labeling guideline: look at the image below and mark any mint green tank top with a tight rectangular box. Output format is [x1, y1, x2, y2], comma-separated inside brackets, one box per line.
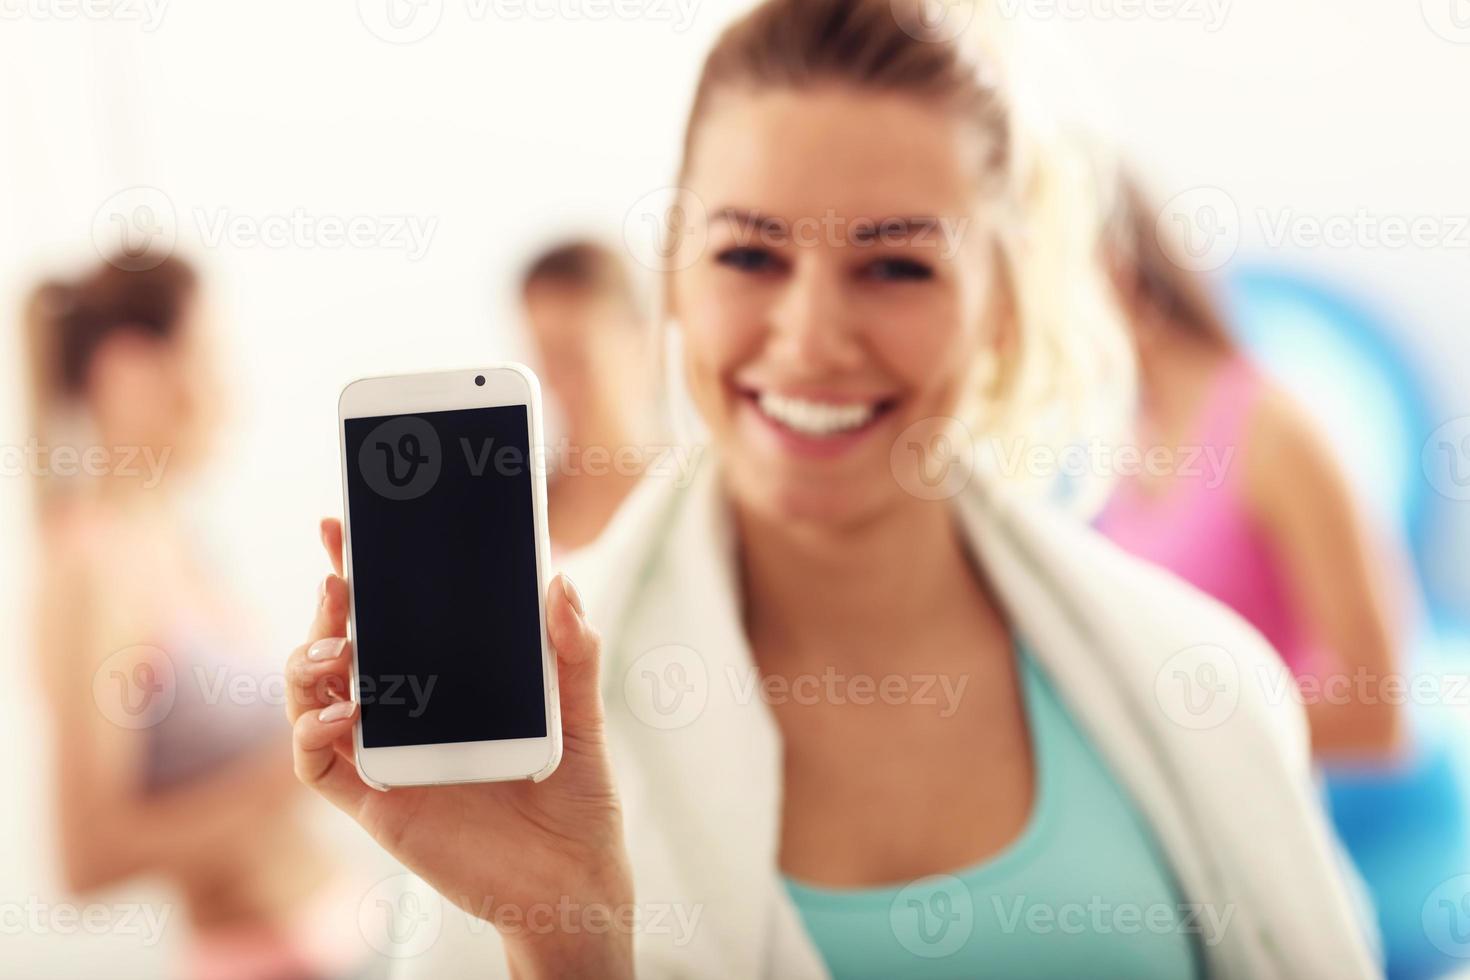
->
[784, 645, 1204, 979]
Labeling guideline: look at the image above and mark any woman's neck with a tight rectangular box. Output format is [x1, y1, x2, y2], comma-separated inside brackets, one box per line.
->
[735, 496, 995, 667]
[559, 372, 644, 457]
[88, 478, 174, 531]
[1134, 324, 1234, 437]
[546, 390, 647, 551]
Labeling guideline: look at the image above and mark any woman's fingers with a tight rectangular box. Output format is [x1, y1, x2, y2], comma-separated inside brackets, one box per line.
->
[320, 517, 345, 577]
[306, 573, 349, 645]
[292, 700, 370, 813]
[287, 574, 350, 726]
[546, 574, 605, 734]
[285, 636, 352, 723]
[288, 521, 351, 724]
[287, 520, 370, 809]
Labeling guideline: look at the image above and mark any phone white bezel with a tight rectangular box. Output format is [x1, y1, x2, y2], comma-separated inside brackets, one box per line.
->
[337, 365, 562, 789]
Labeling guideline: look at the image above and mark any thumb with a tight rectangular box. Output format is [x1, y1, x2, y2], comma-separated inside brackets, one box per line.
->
[546, 574, 606, 736]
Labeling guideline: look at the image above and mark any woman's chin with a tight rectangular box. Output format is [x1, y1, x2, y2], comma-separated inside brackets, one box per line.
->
[714, 400, 921, 526]
[730, 468, 893, 529]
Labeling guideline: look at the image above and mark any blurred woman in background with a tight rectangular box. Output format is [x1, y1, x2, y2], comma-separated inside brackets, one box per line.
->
[518, 240, 655, 552]
[1098, 169, 1408, 762]
[25, 255, 365, 980]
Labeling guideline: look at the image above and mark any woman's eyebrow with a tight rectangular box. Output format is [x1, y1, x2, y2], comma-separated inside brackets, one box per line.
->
[712, 208, 943, 246]
[849, 216, 941, 243]
[713, 207, 788, 241]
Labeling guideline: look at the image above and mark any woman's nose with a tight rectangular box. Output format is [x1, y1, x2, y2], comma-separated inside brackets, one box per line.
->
[766, 261, 864, 371]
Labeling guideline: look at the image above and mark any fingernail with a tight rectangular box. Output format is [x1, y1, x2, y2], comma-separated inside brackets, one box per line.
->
[561, 575, 585, 618]
[308, 638, 346, 662]
[318, 700, 357, 723]
[319, 575, 333, 608]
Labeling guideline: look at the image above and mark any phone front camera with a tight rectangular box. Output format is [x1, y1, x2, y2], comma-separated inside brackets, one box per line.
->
[474, 375, 486, 386]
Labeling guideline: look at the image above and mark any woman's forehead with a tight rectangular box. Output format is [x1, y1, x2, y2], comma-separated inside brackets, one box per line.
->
[684, 87, 990, 222]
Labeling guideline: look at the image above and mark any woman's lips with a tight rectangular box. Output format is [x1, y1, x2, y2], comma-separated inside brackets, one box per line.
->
[735, 386, 898, 460]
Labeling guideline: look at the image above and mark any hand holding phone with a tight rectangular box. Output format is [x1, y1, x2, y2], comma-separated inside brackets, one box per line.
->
[287, 524, 633, 976]
[283, 367, 634, 976]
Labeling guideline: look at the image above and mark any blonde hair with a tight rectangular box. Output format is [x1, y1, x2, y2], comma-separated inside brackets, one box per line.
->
[666, 0, 1134, 500]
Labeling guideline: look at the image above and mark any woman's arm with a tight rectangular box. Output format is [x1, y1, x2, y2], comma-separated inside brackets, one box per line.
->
[1243, 388, 1410, 760]
[37, 552, 300, 893]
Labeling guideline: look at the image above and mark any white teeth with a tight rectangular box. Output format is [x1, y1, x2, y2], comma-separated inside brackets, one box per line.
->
[756, 392, 877, 437]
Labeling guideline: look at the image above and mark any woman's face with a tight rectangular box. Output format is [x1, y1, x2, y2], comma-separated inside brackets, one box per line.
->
[88, 298, 222, 475]
[670, 86, 1004, 525]
[525, 286, 638, 415]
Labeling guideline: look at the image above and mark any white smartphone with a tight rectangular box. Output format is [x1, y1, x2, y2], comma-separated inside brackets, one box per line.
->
[337, 365, 561, 788]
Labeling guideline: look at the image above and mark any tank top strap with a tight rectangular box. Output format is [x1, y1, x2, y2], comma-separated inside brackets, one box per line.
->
[1192, 357, 1262, 456]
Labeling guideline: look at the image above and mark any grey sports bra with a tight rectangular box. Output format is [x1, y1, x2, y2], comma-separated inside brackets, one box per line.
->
[136, 613, 283, 792]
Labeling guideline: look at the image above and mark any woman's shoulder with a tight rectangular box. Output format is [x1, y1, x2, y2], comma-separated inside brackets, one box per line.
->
[34, 499, 112, 603]
[558, 471, 690, 612]
[34, 501, 168, 655]
[997, 484, 1290, 648]
[1238, 378, 1354, 522]
[969, 483, 1312, 763]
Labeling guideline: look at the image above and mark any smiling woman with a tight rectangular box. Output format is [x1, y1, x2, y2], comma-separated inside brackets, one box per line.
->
[282, 2, 1381, 978]
[665, 2, 1134, 520]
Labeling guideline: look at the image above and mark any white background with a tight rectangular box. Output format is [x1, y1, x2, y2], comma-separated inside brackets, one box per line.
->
[2, 0, 1468, 974]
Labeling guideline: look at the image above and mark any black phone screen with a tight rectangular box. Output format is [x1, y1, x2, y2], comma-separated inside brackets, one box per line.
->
[343, 405, 546, 748]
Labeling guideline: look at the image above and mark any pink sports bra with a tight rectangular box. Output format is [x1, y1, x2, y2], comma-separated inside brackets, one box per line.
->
[1097, 359, 1319, 677]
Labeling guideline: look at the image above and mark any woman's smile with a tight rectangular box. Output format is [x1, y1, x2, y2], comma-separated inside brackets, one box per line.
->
[734, 382, 901, 459]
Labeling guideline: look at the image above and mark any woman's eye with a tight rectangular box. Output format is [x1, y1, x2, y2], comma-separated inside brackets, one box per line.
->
[715, 247, 780, 273]
[863, 258, 934, 282]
